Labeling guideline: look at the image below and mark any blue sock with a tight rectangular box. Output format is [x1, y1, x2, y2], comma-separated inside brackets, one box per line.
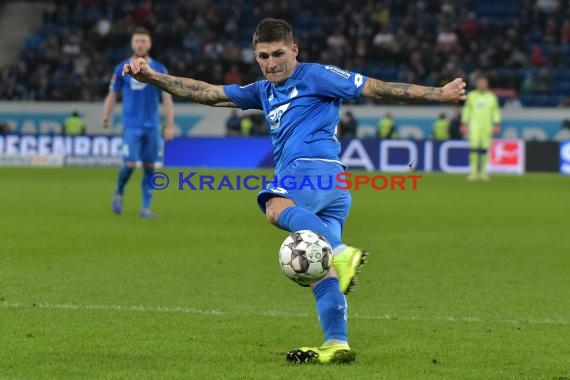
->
[142, 167, 154, 209]
[313, 277, 348, 343]
[277, 206, 341, 248]
[116, 166, 135, 195]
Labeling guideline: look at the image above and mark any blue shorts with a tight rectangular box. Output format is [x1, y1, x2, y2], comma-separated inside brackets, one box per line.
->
[257, 159, 352, 236]
[121, 128, 162, 163]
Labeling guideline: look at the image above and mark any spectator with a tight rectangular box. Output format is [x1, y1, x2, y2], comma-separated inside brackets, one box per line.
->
[537, 67, 553, 93]
[371, 2, 390, 27]
[437, 26, 459, 52]
[62, 35, 81, 57]
[461, 11, 479, 38]
[521, 73, 539, 93]
[226, 110, 241, 137]
[224, 65, 243, 85]
[0, 121, 10, 135]
[432, 113, 450, 140]
[504, 94, 523, 108]
[338, 111, 357, 139]
[240, 115, 253, 136]
[3, 0, 570, 108]
[529, 45, 547, 67]
[63, 111, 86, 135]
[378, 112, 397, 139]
[558, 96, 570, 107]
[250, 113, 268, 136]
[544, 17, 559, 43]
[373, 26, 397, 55]
[537, 0, 559, 14]
[561, 20, 570, 44]
[326, 28, 348, 51]
[448, 106, 462, 140]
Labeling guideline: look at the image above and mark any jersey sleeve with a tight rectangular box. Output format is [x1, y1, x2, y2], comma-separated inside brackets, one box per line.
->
[158, 63, 168, 75]
[109, 64, 124, 93]
[492, 95, 502, 124]
[310, 64, 368, 100]
[223, 82, 263, 110]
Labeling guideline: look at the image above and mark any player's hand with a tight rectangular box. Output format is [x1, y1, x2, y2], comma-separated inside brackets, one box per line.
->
[441, 78, 467, 102]
[122, 57, 156, 83]
[163, 125, 175, 141]
[102, 118, 109, 129]
[493, 124, 501, 136]
[460, 123, 468, 136]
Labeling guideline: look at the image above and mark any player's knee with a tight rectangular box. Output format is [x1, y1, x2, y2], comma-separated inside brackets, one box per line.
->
[265, 196, 295, 225]
[310, 267, 338, 289]
[125, 161, 137, 168]
[142, 162, 155, 169]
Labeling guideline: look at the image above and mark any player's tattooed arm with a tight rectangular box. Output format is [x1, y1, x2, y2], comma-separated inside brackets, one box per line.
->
[361, 77, 466, 103]
[149, 73, 236, 107]
[122, 58, 236, 107]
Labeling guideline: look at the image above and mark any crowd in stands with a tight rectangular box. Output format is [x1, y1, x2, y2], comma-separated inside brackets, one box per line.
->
[1, 0, 570, 107]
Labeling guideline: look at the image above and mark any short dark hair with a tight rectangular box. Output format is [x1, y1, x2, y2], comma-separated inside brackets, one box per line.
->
[132, 27, 151, 37]
[252, 18, 294, 47]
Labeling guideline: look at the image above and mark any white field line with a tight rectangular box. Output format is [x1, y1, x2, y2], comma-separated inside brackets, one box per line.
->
[0, 302, 567, 326]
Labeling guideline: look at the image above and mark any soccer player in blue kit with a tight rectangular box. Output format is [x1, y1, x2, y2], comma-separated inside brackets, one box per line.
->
[102, 27, 175, 218]
[123, 19, 466, 363]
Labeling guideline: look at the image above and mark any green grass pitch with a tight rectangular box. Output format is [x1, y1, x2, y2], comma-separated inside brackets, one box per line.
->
[1, 167, 569, 379]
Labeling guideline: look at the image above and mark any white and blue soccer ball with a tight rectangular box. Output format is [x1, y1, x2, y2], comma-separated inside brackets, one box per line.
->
[279, 230, 332, 286]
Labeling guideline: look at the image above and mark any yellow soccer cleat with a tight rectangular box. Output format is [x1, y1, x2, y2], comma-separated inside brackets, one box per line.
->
[286, 342, 356, 364]
[332, 246, 368, 294]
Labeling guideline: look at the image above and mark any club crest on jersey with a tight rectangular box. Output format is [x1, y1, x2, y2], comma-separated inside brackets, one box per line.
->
[268, 102, 291, 130]
[267, 86, 298, 130]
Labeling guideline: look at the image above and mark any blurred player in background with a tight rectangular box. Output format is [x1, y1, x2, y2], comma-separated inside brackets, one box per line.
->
[461, 75, 501, 181]
[102, 27, 174, 218]
[122, 18, 466, 363]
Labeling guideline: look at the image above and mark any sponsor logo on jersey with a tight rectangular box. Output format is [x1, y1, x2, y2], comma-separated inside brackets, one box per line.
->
[324, 65, 351, 79]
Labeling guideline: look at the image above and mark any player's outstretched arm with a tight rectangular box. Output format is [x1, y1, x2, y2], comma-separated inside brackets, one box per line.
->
[361, 77, 467, 103]
[123, 57, 236, 107]
[102, 92, 117, 129]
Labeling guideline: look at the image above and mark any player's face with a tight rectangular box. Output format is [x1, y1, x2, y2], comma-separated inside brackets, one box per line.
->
[476, 78, 489, 92]
[255, 41, 298, 84]
[131, 34, 151, 58]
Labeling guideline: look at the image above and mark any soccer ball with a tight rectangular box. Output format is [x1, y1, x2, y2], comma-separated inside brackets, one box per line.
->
[279, 230, 332, 286]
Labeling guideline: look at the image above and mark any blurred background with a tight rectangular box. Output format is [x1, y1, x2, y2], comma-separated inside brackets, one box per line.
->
[0, 0, 569, 172]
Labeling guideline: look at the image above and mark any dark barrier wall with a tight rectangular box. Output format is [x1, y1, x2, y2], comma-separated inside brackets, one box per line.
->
[525, 142, 561, 172]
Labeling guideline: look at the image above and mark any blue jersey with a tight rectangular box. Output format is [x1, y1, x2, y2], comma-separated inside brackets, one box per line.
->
[223, 63, 368, 173]
[110, 58, 168, 129]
